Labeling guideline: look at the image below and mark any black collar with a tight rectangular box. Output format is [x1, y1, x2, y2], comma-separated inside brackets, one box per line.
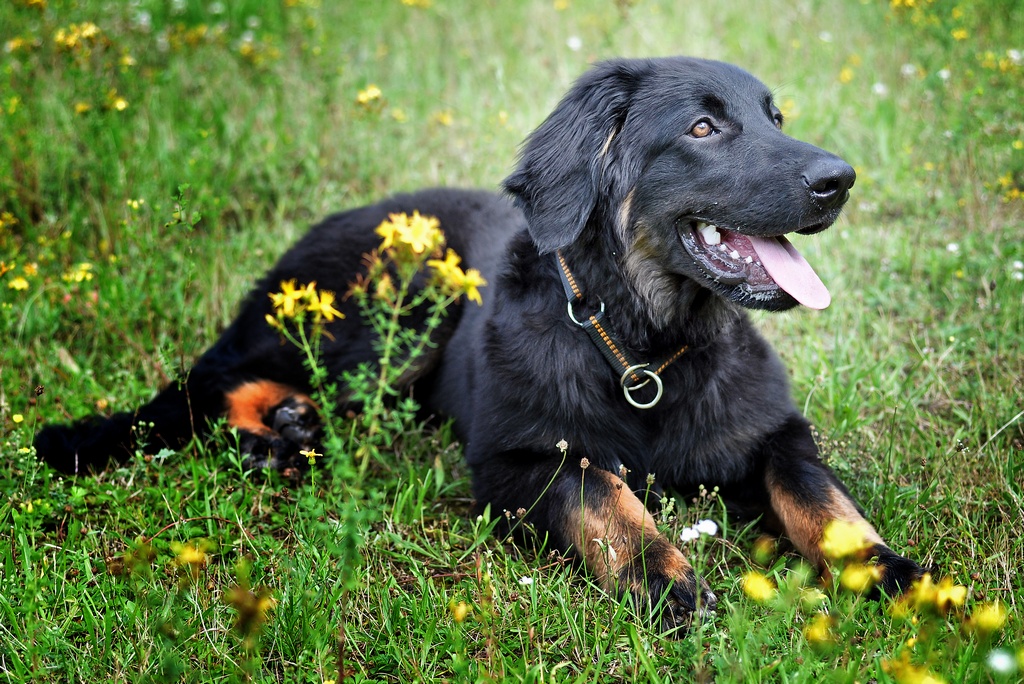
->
[555, 251, 687, 409]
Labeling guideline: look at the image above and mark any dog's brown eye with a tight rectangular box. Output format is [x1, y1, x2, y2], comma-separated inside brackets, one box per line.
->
[773, 114, 784, 130]
[690, 121, 714, 138]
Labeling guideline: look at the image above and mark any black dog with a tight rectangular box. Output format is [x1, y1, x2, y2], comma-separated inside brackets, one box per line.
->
[36, 57, 923, 627]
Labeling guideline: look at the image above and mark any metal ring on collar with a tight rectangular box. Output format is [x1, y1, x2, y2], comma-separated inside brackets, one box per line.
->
[567, 299, 605, 327]
[619, 364, 663, 409]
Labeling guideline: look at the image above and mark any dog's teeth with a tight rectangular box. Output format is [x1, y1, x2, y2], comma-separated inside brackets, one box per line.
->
[718, 244, 728, 252]
[744, 256, 753, 264]
[699, 223, 722, 245]
[729, 249, 740, 260]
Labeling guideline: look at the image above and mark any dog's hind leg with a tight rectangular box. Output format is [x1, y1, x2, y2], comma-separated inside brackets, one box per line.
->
[472, 450, 717, 633]
[750, 415, 925, 596]
[224, 379, 322, 471]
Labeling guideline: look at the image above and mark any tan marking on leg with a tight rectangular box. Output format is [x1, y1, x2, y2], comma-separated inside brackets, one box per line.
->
[769, 484, 883, 569]
[564, 469, 691, 593]
[224, 380, 311, 436]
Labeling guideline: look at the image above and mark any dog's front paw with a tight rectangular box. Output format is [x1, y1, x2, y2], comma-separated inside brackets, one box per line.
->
[616, 538, 717, 634]
[236, 396, 323, 475]
[269, 395, 321, 446]
[873, 545, 926, 597]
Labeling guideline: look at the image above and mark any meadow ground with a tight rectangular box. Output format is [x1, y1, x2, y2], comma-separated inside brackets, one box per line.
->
[1, 0, 1022, 682]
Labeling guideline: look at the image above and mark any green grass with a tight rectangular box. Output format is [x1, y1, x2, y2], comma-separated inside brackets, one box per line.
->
[2, 0, 1022, 682]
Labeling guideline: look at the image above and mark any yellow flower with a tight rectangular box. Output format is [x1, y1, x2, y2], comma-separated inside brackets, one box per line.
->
[951, 28, 968, 41]
[803, 613, 835, 648]
[307, 289, 343, 322]
[819, 519, 874, 561]
[8, 276, 29, 291]
[171, 540, 211, 581]
[356, 84, 382, 105]
[966, 601, 1007, 636]
[428, 248, 486, 302]
[74, 101, 91, 115]
[398, 211, 442, 254]
[840, 563, 881, 593]
[269, 279, 304, 318]
[432, 110, 454, 126]
[107, 89, 128, 112]
[839, 67, 855, 84]
[882, 651, 947, 684]
[376, 211, 444, 256]
[13, 414, 24, 423]
[462, 268, 486, 305]
[300, 448, 321, 465]
[450, 600, 470, 622]
[428, 248, 463, 282]
[742, 571, 776, 603]
[933, 576, 968, 612]
[376, 218, 398, 251]
[62, 262, 94, 283]
[897, 573, 968, 616]
[173, 542, 208, 566]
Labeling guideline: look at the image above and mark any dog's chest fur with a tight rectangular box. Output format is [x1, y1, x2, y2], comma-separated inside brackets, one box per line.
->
[450, 243, 797, 489]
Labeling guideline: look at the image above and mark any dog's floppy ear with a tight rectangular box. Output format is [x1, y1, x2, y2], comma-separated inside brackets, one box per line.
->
[504, 59, 648, 254]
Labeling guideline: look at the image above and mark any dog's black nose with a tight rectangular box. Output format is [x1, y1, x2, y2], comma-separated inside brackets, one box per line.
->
[802, 157, 856, 209]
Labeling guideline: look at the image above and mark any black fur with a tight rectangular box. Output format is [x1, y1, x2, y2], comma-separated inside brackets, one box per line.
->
[35, 57, 922, 627]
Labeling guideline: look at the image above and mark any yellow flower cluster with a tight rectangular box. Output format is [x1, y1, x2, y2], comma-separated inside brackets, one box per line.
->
[997, 171, 1022, 203]
[0, 212, 18, 230]
[356, 84, 382, 105]
[376, 211, 443, 256]
[266, 279, 344, 327]
[979, 50, 1022, 74]
[367, 212, 487, 306]
[53, 22, 102, 51]
[883, 651, 946, 684]
[428, 249, 486, 304]
[965, 601, 1007, 636]
[171, 540, 210, 581]
[4, 36, 40, 54]
[892, 573, 968, 617]
[62, 262, 94, 283]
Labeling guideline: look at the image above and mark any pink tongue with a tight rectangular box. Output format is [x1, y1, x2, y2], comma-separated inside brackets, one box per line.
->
[746, 234, 831, 309]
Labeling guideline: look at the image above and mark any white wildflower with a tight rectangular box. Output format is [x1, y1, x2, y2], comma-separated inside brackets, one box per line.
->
[695, 519, 719, 537]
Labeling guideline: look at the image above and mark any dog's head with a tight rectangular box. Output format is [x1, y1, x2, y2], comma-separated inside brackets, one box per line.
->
[505, 57, 854, 316]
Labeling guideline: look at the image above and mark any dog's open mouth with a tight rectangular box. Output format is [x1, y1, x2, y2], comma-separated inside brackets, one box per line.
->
[680, 221, 831, 309]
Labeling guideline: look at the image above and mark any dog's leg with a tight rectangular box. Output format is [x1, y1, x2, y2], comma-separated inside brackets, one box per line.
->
[224, 380, 322, 471]
[754, 415, 924, 595]
[473, 451, 716, 632]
